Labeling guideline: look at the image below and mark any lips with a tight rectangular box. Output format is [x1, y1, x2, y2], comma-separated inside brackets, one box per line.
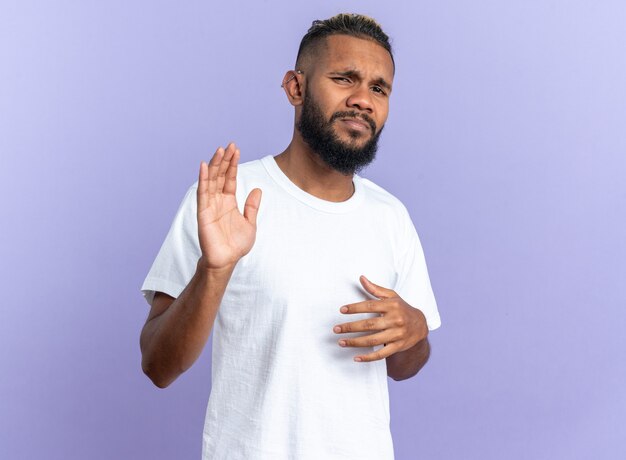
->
[340, 118, 370, 131]
[330, 111, 377, 133]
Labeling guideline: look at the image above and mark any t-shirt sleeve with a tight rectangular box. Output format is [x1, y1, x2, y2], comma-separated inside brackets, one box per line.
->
[393, 211, 441, 331]
[141, 183, 201, 306]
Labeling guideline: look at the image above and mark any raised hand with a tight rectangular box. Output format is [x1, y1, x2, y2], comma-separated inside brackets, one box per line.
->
[333, 276, 428, 362]
[197, 143, 262, 270]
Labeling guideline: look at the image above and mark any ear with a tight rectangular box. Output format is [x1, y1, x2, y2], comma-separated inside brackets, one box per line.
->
[281, 70, 304, 107]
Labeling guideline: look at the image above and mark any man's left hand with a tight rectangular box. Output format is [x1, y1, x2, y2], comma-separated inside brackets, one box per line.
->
[333, 275, 428, 362]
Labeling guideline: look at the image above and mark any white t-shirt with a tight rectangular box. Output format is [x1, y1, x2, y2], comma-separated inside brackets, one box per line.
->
[142, 155, 441, 460]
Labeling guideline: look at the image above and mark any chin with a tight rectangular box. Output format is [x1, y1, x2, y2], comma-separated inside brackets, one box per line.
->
[335, 128, 372, 143]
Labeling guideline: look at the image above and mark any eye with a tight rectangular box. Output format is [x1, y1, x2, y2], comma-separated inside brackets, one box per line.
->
[371, 86, 387, 96]
[333, 77, 351, 84]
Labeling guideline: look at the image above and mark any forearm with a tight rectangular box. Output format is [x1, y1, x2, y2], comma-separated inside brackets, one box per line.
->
[385, 337, 430, 381]
[140, 259, 234, 388]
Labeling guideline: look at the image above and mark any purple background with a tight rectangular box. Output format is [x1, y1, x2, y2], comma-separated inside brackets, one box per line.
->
[2, 1, 625, 459]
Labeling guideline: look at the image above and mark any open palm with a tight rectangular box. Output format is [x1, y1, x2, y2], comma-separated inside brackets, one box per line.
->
[197, 143, 262, 270]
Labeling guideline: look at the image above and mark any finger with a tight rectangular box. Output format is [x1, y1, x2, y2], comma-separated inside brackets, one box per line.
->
[197, 161, 209, 211]
[360, 275, 397, 300]
[354, 342, 399, 363]
[337, 330, 396, 349]
[216, 142, 236, 192]
[333, 316, 385, 334]
[340, 298, 388, 315]
[243, 188, 262, 226]
[223, 147, 240, 196]
[208, 147, 224, 197]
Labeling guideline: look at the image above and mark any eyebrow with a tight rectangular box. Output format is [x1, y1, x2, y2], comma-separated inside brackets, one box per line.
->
[332, 70, 392, 92]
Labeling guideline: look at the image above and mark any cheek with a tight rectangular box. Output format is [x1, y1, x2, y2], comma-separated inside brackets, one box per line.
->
[321, 87, 354, 110]
[375, 103, 389, 125]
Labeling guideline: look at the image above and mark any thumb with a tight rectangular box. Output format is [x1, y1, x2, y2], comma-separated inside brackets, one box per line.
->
[243, 188, 262, 226]
[360, 275, 396, 300]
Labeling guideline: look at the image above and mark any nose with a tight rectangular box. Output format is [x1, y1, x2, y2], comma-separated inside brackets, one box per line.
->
[346, 85, 374, 114]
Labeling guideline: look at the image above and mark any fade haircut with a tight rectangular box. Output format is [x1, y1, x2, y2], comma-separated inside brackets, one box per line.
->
[295, 13, 394, 70]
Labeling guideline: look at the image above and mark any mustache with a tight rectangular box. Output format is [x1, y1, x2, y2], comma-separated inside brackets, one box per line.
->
[330, 111, 377, 132]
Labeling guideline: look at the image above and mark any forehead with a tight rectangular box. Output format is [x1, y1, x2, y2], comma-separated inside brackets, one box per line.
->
[314, 35, 394, 81]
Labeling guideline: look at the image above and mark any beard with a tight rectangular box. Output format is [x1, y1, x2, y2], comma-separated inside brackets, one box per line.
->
[296, 92, 384, 175]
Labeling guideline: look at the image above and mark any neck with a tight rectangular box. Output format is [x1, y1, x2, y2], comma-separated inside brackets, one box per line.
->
[274, 132, 355, 202]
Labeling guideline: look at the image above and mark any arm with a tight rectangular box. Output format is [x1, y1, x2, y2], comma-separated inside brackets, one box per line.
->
[140, 263, 234, 388]
[385, 337, 430, 381]
[140, 143, 262, 388]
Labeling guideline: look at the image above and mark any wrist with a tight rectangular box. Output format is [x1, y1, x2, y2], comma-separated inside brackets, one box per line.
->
[196, 256, 237, 276]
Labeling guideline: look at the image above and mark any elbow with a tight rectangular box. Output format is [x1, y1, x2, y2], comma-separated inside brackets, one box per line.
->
[152, 378, 172, 390]
[142, 360, 167, 389]
[143, 364, 176, 389]
[141, 354, 178, 389]
[389, 363, 426, 382]
[387, 339, 431, 381]
[140, 334, 180, 389]
[144, 370, 171, 389]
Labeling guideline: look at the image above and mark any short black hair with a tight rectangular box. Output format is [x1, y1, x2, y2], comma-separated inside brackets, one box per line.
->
[296, 13, 394, 69]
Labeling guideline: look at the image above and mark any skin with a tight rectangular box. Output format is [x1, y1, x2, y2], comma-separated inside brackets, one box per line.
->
[140, 35, 430, 388]
[140, 145, 261, 388]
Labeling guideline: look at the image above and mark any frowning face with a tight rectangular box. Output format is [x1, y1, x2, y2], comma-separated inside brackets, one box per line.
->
[296, 34, 394, 174]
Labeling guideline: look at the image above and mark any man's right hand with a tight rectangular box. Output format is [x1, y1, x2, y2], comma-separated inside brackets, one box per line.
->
[197, 142, 262, 270]
[141, 143, 262, 388]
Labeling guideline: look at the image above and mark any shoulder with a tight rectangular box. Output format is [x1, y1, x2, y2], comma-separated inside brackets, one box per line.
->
[356, 176, 418, 251]
[356, 176, 412, 220]
[238, 156, 268, 178]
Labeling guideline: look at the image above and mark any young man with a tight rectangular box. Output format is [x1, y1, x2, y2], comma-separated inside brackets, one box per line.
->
[140, 13, 441, 459]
